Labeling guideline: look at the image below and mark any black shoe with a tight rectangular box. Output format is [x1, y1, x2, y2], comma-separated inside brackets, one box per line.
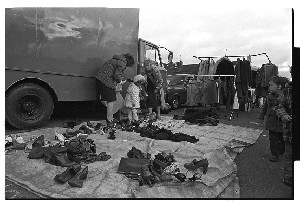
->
[141, 165, 154, 187]
[32, 135, 45, 149]
[94, 123, 102, 131]
[96, 152, 111, 161]
[107, 129, 116, 140]
[68, 166, 88, 188]
[184, 158, 209, 174]
[174, 173, 186, 182]
[54, 164, 81, 184]
[269, 155, 279, 162]
[51, 151, 76, 167]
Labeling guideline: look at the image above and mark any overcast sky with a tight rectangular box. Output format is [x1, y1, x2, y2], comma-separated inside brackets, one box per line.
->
[139, 8, 292, 78]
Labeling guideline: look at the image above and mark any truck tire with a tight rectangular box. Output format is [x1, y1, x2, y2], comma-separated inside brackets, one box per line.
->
[170, 95, 180, 110]
[5, 83, 54, 129]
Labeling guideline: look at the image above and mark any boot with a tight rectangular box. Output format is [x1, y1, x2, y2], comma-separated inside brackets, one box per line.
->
[141, 165, 154, 187]
[184, 158, 209, 174]
[68, 166, 88, 188]
[32, 135, 45, 148]
[51, 151, 76, 167]
[54, 164, 81, 184]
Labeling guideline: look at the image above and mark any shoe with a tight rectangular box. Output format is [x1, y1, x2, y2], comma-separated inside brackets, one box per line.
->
[79, 125, 94, 135]
[32, 135, 45, 148]
[96, 152, 111, 161]
[184, 158, 209, 174]
[86, 121, 94, 128]
[94, 123, 102, 131]
[174, 173, 186, 182]
[51, 151, 76, 167]
[68, 166, 88, 188]
[54, 164, 81, 184]
[269, 155, 279, 162]
[107, 129, 116, 140]
[141, 165, 154, 187]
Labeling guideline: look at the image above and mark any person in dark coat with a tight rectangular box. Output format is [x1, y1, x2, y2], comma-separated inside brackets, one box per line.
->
[258, 76, 289, 162]
[144, 59, 163, 119]
[95, 53, 134, 126]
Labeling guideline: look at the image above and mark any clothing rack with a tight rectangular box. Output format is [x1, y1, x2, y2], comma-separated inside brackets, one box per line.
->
[194, 74, 235, 77]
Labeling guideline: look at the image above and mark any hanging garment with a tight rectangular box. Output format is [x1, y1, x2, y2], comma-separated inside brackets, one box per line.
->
[208, 59, 216, 80]
[200, 80, 218, 105]
[215, 57, 235, 76]
[197, 61, 205, 81]
[259, 63, 279, 87]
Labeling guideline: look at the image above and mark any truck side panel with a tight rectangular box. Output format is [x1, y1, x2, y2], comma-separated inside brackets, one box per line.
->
[5, 7, 139, 101]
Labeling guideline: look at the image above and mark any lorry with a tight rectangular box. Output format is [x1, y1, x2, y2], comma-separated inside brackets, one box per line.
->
[5, 7, 168, 129]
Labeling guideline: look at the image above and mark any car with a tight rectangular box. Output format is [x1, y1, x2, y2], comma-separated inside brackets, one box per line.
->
[165, 74, 194, 109]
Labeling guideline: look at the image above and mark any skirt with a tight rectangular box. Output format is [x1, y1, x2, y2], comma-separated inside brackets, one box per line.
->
[96, 79, 116, 102]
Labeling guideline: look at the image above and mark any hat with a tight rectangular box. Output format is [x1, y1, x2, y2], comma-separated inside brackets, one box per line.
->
[133, 74, 145, 83]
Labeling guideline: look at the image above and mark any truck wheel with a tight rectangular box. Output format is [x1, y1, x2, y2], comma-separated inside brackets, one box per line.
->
[6, 83, 54, 129]
[170, 96, 180, 110]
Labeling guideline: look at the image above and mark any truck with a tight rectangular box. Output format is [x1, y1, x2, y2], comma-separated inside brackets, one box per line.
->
[5, 7, 168, 129]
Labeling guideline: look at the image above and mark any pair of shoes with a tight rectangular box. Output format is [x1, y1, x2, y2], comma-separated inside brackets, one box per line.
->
[283, 172, 293, 187]
[54, 164, 88, 188]
[96, 152, 111, 161]
[107, 129, 116, 140]
[269, 155, 279, 162]
[184, 158, 209, 174]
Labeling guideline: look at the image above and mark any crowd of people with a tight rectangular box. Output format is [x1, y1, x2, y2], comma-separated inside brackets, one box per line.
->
[95, 53, 163, 127]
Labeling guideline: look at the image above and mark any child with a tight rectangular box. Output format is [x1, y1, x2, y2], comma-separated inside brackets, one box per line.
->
[258, 76, 289, 162]
[274, 81, 292, 186]
[125, 74, 145, 123]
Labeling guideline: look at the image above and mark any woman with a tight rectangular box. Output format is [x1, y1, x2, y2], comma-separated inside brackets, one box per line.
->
[144, 59, 163, 119]
[95, 53, 134, 127]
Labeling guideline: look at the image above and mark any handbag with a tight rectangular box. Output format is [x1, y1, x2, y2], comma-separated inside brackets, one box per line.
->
[117, 157, 150, 175]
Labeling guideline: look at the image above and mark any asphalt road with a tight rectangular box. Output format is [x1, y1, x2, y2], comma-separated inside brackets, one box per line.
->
[5, 102, 293, 199]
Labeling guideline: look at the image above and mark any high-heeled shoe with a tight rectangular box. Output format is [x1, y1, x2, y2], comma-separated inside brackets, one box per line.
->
[68, 166, 88, 188]
[54, 164, 81, 184]
[184, 158, 209, 174]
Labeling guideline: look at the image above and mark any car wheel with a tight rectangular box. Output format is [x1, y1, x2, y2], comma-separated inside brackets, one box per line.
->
[170, 96, 180, 110]
[6, 83, 54, 129]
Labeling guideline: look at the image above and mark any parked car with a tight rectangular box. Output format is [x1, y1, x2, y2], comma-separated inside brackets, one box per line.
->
[165, 74, 194, 109]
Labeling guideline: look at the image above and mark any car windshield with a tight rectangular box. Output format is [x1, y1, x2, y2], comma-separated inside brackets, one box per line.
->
[168, 76, 185, 86]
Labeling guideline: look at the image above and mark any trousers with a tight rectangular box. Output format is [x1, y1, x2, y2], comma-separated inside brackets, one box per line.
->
[269, 130, 285, 157]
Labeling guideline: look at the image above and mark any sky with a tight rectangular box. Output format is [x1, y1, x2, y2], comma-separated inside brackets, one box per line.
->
[139, 8, 293, 78]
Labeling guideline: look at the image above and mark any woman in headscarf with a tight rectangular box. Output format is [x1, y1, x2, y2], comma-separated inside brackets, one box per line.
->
[95, 53, 134, 127]
[143, 59, 163, 119]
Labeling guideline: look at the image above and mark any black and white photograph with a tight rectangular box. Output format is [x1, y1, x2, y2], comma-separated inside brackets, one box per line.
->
[2, 0, 299, 200]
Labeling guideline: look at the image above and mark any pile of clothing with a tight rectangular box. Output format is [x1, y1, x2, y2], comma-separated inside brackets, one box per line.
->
[180, 108, 219, 126]
[28, 134, 111, 166]
[137, 124, 199, 143]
